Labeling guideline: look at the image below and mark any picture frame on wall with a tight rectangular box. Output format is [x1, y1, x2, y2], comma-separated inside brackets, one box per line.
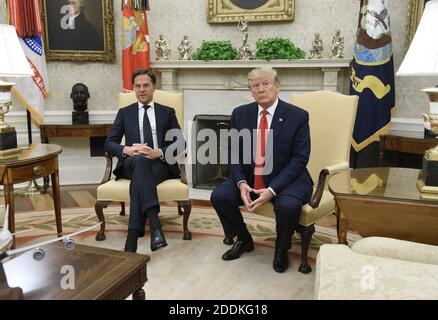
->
[40, 0, 115, 62]
[405, 0, 430, 52]
[208, 0, 294, 23]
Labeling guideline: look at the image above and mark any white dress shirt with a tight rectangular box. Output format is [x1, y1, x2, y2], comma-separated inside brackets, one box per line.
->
[256, 98, 278, 130]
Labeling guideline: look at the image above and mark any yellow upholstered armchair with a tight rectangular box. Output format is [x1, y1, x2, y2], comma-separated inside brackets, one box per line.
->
[252, 90, 358, 274]
[94, 90, 192, 242]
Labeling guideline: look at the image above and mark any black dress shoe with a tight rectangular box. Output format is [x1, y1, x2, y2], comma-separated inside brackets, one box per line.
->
[273, 249, 289, 273]
[222, 239, 254, 261]
[150, 228, 168, 252]
[122, 247, 136, 253]
[223, 236, 235, 245]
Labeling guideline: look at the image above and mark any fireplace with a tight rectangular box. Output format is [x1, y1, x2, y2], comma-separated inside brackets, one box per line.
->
[192, 114, 231, 190]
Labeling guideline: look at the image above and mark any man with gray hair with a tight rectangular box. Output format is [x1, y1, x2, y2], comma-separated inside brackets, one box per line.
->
[211, 67, 313, 273]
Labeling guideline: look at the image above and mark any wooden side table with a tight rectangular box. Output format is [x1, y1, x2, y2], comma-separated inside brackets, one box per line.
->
[3, 243, 150, 300]
[39, 123, 113, 144]
[39, 124, 113, 190]
[0, 144, 63, 249]
[379, 132, 438, 166]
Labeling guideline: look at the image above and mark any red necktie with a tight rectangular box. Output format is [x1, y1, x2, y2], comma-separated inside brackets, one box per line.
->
[254, 110, 268, 189]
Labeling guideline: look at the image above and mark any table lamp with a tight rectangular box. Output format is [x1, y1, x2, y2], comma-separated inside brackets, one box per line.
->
[396, 0, 438, 193]
[0, 24, 34, 154]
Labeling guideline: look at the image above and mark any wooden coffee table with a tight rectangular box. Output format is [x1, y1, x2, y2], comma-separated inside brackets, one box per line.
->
[2, 243, 150, 300]
[329, 167, 438, 245]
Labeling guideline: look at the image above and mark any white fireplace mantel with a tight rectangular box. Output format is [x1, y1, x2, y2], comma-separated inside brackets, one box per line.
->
[151, 58, 352, 92]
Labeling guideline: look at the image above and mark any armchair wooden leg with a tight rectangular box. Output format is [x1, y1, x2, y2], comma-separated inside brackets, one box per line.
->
[120, 202, 126, 216]
[177, 200, 192, 240]
[296, 224, 315, 274]
[95, 201, 110, 241]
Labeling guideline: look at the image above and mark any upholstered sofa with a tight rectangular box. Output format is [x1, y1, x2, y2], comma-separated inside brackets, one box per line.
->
[315, 237, 438, 299]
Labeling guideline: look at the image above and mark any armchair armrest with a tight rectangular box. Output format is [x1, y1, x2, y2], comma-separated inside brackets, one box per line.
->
[309, 161, 349, 209]
[100, 151, 188, 185]
[100, 152, 114, 185]
[175, 151, 187, 184]
[178, 163, 187, 184]
[352, 237, 438, 265]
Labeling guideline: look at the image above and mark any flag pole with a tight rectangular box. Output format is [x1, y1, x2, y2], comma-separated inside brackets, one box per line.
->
[16, 110, 44, 196]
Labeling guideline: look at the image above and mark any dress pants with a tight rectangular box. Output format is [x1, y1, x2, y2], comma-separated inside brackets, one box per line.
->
[211, 178, 304, 250]
[122, 155, 171, 235]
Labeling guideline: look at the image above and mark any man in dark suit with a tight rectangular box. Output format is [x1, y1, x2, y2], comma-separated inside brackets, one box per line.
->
[105, 68, 184, 253]
[210, 67, 313, 273]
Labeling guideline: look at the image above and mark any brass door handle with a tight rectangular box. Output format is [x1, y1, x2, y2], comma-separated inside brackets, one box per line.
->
[33, 165, 46, 176]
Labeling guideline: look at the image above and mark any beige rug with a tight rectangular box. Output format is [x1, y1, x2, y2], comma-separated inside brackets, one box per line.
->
[14, 205, 360, 259]
[12, 205, 360, 300]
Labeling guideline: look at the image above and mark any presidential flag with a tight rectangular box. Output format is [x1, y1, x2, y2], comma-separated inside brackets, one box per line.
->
[350, 0, 395, 152]
[122, 0, 150, 91]
[6, 0, 48, 126]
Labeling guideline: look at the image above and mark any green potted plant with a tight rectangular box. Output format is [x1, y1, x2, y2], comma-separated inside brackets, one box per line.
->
[255, 37, 305, 60]
[192, 40, 237, 61]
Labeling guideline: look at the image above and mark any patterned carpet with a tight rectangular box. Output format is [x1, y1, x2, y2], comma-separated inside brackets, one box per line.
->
[13, 205, 360, 259]
[10, 205, 361, 300]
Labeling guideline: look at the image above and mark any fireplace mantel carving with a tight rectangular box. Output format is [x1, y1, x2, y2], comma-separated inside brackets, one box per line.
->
[151, 59, 352, 92]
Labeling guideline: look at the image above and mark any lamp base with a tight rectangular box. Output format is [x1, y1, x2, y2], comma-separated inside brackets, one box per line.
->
[0, 130, 17, 151]
[417, 155, 438, 193]
[72, 111, 89, 125]
[424, 127, 438, 139]
[417, 178, 438, 194]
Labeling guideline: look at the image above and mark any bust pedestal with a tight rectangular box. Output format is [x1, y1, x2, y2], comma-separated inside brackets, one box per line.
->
[72, 111, 89, 125]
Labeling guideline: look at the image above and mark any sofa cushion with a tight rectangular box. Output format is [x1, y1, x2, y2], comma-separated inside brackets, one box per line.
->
[315, 244, 438, 300]
[97, 178, 189, 202]
[352, 237, 438, 265]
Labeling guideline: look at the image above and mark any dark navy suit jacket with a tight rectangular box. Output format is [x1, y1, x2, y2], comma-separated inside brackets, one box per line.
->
[230, 99, 313, 203]
[105, 102, 184, 179]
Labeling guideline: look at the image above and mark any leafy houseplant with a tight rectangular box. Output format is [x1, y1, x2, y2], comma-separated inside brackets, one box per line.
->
[192, 41, 237, 61]
[255, 37, 305, 60]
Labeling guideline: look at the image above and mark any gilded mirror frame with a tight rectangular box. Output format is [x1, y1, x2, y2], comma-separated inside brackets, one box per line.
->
[208, 0, 294, 23]
[405, 0, 430, 52]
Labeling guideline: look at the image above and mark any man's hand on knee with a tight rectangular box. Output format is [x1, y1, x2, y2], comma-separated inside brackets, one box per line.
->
[247, 188, 273, 212]
[239, 182, 253, 212]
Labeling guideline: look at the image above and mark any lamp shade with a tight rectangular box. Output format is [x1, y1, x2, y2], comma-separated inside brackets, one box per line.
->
[0, 24, 33, 77]
[396, 0, 438, 76]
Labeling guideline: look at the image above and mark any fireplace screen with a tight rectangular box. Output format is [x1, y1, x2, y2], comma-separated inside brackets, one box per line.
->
[192, 114, 231, 190]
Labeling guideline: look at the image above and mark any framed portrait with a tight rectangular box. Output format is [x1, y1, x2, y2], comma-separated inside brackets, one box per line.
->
[405, 0, 430, 52]
[40, 0, 115, 62]
[208, 0, 294, 23]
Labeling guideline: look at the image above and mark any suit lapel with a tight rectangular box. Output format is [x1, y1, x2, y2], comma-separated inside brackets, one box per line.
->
[270, 100, 287, 148]
[154, 103, 164, 147]
[127, 103, 141, 143]
[264, 100, 287, 172]
[249, 103, 259, 170]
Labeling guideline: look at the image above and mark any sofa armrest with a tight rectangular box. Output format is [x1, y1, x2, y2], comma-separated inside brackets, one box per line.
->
[352, 237, 438, 265]
[309, 161, 349, 209]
